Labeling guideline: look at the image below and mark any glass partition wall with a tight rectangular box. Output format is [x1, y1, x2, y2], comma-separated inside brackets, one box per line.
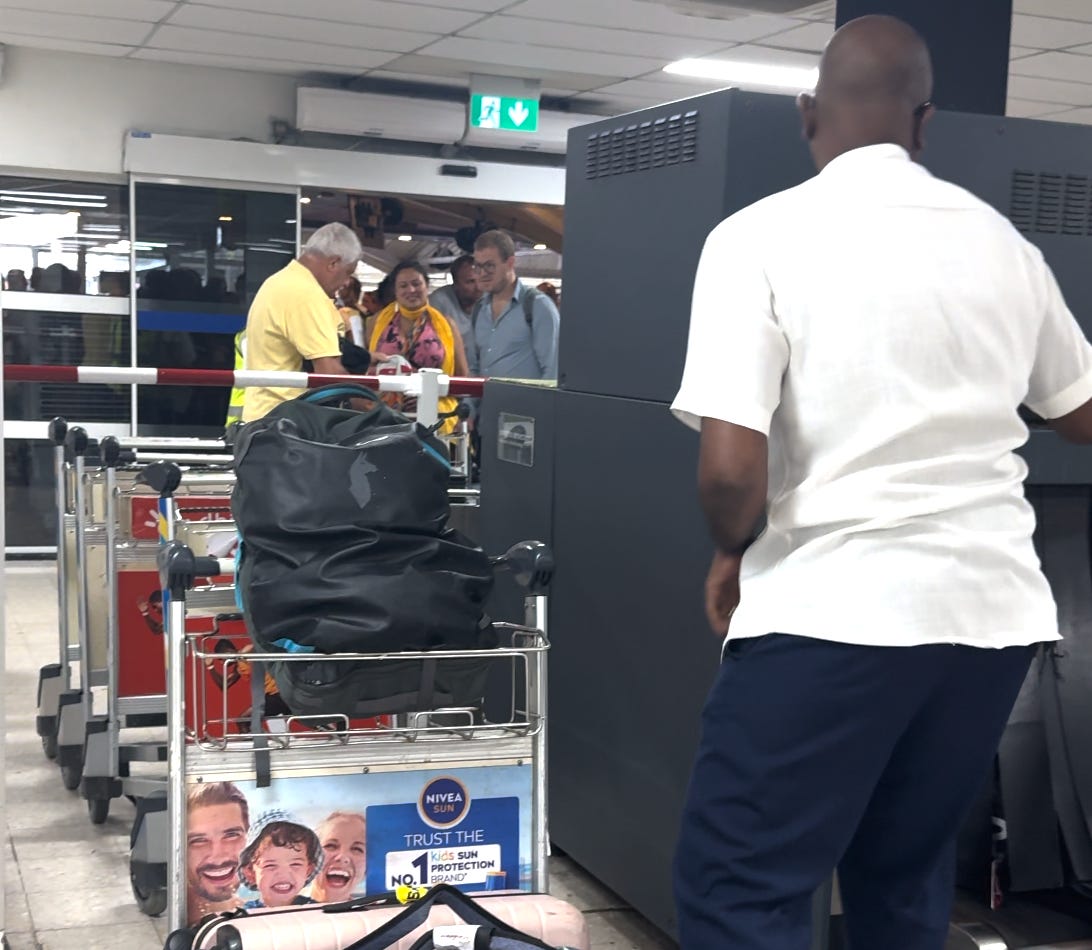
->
[132, 183, 296, 437]
[1, 175, 299, 551]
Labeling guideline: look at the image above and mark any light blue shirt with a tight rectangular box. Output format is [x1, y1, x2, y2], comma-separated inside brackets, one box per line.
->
[468, 282, 559, 380]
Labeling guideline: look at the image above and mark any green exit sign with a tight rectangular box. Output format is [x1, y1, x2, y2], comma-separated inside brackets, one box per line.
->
[470, 94, 540, 133]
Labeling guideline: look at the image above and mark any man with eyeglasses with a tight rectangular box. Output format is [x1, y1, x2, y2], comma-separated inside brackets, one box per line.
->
[671, 15, 1092, 949]
[468, 230, 559, 380]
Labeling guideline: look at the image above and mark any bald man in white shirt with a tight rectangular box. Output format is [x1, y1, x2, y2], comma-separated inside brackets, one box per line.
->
[671, 15, 1092, 950]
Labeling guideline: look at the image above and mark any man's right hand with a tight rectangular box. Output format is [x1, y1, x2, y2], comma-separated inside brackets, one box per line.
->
[705, 550, 742, 635]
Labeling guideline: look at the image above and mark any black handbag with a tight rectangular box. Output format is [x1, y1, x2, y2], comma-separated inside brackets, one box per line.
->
[233, 384, 495, 718]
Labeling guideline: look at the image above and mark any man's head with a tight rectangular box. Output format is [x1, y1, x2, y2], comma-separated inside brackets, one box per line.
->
[449, 255, 481, 311]
[473, 230, 517, 296]
[6, 270, 27, 292]
[299, 223, 363, 297]
[239, 814, 323, 907]
[187, 782, 250, 904]
[797, 15, 934, 170]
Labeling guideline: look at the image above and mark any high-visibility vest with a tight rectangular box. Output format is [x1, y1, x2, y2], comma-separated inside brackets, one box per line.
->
[225, 330, 247, 424]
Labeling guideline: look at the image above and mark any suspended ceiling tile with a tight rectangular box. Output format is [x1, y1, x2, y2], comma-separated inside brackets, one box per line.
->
[380, 52, 615, 91]
[457, 16, 729, 59]
[1007, 74, 1092, 106]
[791, 1, 835, 20]
[1013, 0, 1092, 22]
[1046, 106, 1092, 124]
[1006, 97, 1074, 118]
[187, 0, 484, 32]
[1009, 51, 1092, 84]
[711, 43, 819, 67]
[1010, 14, 1092, 49]
[0, 32, 134, 56]
[146, 25, 398, 69]
[417, 35, 667, 78]
[504, 0, 804, 43]
[0, 0, 173, 17]
[166, 5, 439, 54]
[0, 9, 155, 44]
[386, 0, 516, 11]
[761, 19, 832, 52]
[590, 77, 730, 101]
[131, 47, 361, 76]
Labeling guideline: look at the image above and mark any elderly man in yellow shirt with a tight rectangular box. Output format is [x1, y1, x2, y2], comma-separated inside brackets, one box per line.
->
[241, 222, 364, 423]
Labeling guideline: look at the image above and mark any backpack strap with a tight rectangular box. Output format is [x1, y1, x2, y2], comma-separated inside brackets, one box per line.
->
[521, 286, 541, 329]
[472, 288, 541, 333]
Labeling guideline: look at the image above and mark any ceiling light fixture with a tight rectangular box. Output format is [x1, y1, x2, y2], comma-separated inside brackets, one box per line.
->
[663, 58, 818, 91]
[533, 243, 548, 251]
[219, 215, 234, 222]
[398, 234, 413, 242]
[0, 190, 107, 201]
[299, 196, 312, 205]
[0, 195, 106, 208]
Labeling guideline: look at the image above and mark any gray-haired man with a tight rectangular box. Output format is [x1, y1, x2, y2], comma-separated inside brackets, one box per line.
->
[242, 222, 364, 422]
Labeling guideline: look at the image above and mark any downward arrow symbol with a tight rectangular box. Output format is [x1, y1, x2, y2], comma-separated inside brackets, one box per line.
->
[508, 101, 530, 127]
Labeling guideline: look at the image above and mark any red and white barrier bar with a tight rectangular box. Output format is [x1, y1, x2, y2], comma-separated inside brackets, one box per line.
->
[4, 364, 485, 398]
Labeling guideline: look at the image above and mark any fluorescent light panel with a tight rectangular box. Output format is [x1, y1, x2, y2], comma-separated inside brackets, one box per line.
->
[0, 190, 106, 200]
[0, 195, 106, 208]
[664, 58, 818, 91]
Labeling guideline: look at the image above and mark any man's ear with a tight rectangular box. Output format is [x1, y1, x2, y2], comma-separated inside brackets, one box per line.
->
[797, 92, 817, 141]
[913, 103, 936, 155]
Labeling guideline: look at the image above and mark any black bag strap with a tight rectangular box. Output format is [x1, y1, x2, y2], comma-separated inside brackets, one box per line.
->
[471, 288, 541, 334]
[344, 884, 520, 950]
[250, 658, 271, 789]
[408, 927, 556, 950]
[520, 287, 541, 330]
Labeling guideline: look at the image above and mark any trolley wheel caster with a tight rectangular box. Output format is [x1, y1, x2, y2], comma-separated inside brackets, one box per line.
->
[87, 797, 110, 824]
[60, 762, 82, 791]
[41, 733, 58, 760]
[130, 860, 167, 917]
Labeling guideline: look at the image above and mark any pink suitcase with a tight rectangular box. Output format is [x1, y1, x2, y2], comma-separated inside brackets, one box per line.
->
[191, 889, 589, 950]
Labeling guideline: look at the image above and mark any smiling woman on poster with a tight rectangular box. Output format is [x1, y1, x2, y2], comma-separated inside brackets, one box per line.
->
[311, 811, 367, 903]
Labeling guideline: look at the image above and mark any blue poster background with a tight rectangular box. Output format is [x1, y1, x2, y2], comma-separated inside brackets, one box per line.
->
[366, 795, 520, 894]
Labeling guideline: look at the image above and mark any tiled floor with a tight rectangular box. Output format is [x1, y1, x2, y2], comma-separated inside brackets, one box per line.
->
[3, 563, 676, 949]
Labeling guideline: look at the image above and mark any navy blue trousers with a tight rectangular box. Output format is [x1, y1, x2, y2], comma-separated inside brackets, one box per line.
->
[674, 634, 1034, 950]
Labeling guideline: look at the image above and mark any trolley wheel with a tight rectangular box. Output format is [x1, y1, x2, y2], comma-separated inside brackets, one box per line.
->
[87, 797, 110, 824]
[130, 860, 167, 918]
[60, 762, 82, 791]
[41, 733, 58, 760]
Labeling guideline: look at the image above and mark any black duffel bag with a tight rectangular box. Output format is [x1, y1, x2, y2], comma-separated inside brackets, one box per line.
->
[233, 383, 495, 718]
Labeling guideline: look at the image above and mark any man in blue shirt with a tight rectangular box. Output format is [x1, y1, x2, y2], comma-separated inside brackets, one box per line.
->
[468, 230, 559, 380]
[429, 255, 480, 340]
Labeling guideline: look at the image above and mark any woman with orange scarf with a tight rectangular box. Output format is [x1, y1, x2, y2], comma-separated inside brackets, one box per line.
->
[368, 261, 469, 430]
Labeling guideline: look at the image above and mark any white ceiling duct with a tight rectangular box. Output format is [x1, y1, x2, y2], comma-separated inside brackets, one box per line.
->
[297, 87, 464, 146]
[296, 87, 604, 155]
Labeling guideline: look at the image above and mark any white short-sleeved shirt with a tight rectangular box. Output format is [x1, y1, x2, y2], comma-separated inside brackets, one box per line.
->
[672, 144, 1092, 649]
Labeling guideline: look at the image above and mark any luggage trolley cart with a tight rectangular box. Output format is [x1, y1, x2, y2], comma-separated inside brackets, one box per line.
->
[78, 445, 237, 823]
[144, 535, 554, 936]
[35, 423, 233, 778]
[35, 417, 77, 761]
